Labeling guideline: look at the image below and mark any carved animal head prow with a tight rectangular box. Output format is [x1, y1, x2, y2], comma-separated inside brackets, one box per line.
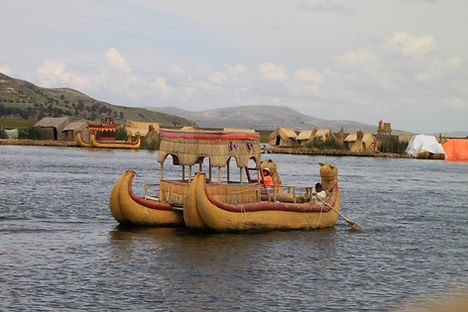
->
[319, 162, 338, 192]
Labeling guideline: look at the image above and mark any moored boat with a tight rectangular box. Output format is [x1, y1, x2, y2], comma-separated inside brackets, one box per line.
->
[76, 117, 140, 149]
[109, 128, 263, 226]
[189, 163, 340, 232]
[114, 170, 184, 226]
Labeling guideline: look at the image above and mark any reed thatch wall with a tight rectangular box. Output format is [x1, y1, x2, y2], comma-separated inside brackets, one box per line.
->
[158, 129, 261, 168]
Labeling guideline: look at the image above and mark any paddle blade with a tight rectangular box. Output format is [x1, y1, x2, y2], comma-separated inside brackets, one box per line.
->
[348, 220, 368, 233]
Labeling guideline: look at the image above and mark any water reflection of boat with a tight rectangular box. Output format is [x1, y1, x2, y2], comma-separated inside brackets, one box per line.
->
[109, 128, 340, 232]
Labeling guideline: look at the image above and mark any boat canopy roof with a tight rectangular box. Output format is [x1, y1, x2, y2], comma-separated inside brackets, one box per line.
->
[158, 129, 261, 168]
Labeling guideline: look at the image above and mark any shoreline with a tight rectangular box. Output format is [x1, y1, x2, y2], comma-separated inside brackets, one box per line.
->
[0, 139, 78, 147]
[264, 146, 410, 158]
[1, 139, 409, 158]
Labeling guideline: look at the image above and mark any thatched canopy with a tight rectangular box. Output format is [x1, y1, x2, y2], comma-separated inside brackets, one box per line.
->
[158, 129, 261, 168]
[267, 128, 297, 146]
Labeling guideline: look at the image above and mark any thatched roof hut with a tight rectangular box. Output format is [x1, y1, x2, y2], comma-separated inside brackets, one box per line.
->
[63, 120, 87, 141]
[34, 117, 70, 140]
[296, 128, 337, 145]
[296, 129, 317, 144]
[345, 131, 377, 152]
[267, 128, 297, 146]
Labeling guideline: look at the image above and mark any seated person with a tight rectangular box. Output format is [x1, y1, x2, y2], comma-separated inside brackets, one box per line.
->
[260, 168, 273, 193]
[312, 182, 327, 203]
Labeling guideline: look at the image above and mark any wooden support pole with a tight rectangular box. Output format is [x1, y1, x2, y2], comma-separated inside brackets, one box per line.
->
[209, 163, 212, 183]
[189, 165, 192, 183]
[218, 167, 221, 183]
[160, 163, 163, 181]
[240, 167, 243, 183]
[182, 165, 185, 182]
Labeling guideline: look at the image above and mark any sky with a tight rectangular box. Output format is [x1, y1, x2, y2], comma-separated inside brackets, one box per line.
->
[1, 0, 467, 134]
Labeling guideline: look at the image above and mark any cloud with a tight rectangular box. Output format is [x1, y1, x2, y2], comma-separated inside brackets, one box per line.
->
[293, 68, 324, 84]
[37, 60, 88, 89]
[334, 49, 377, 66]
[105, 48, 130, 73]
[444, 97, 465, 110]
[385, 32, 437, 56]
[258, 62, 288, 81]
[209, 72, 227, 85]
[415, 57, 463, 80]
[297, 0, 353, 14]
[225, 64, 249, 76]
[151, 77, 173, 99]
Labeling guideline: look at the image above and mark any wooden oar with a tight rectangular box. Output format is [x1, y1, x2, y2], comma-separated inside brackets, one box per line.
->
[313, 194, 367, 232]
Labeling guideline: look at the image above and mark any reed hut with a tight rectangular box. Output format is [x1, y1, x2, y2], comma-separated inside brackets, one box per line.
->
[62, 120, 87, 141]
[34, 117, 70, 140]
[345, 131, 377, 152]
[295, 129, 317, 145]
[267, 128, 297, 147]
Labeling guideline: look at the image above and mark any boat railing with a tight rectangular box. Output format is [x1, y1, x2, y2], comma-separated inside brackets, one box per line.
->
[270, 184, 313, 203]
[231, 189, 261, 204]
[144, 183, 161, 201]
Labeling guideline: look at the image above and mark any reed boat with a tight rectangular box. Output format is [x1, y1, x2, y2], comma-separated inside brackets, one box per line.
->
[188, 163, 340, 232]
[76, 117, 140, 149]
[90, 134, 140, 149]
[76, 132, 92, 147]
[109, 170, 184, 226]
[109, 128, 263, 226]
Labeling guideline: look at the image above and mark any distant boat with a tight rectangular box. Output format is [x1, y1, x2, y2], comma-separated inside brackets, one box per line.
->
[76, 117, 140, 149]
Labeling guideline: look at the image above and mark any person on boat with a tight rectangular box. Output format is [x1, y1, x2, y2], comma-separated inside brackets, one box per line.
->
[312, 182, 327, 203]
[260, 168, 273, 192]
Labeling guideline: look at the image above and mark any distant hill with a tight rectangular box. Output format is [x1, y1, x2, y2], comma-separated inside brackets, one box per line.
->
[147, 105, 409, 134]
[0, 72, 196, 127]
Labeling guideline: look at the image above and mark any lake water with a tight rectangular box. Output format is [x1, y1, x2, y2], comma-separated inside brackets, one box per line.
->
[0, 145, 467, 311]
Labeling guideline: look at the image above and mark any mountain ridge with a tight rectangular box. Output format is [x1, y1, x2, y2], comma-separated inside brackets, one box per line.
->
[147, 105, 410, 134]
[0, 72, 196, 127]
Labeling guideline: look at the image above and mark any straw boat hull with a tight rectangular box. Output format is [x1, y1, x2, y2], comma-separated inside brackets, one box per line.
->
[76, 132, 92, 147]
[76, 132, 140, 149]
[90, 134, 140, 149]
[109, 170, 183, 226]
[192, 172, 340, 232]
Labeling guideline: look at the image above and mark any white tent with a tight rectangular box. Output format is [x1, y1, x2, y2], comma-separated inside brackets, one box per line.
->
[405, 134, 445, 157]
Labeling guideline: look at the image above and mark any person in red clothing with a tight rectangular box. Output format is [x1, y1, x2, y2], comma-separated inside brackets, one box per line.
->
[260, 168, 273, 192]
